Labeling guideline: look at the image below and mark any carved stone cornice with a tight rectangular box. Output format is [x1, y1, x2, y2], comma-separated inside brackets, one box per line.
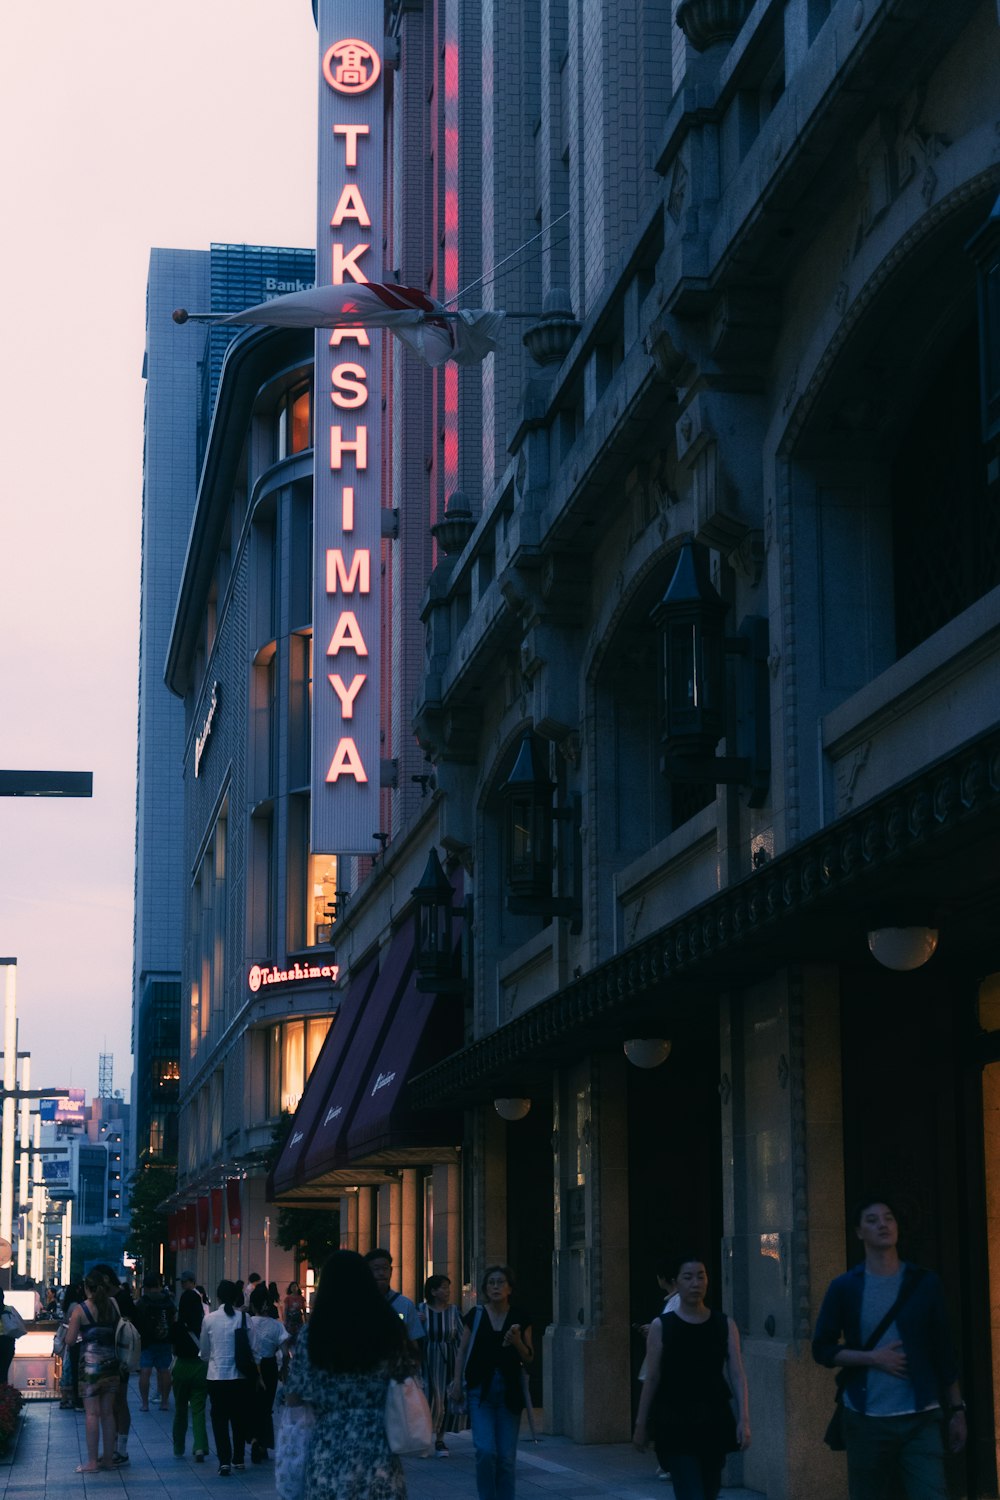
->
[409, 725, 1000, 1107]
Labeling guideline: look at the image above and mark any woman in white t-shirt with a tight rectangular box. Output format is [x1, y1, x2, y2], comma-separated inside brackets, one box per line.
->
[248, 1283, 289, 1462]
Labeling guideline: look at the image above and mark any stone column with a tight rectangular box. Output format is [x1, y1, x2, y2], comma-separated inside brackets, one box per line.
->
[401, 1169, 419, 1303]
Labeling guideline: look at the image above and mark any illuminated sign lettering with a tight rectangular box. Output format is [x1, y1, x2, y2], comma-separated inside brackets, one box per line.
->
[313, 0, 384, 855]
[371, 1070, 396, 1096]
[323, 1105, 343, 1126]
[247, 961, 340, 993]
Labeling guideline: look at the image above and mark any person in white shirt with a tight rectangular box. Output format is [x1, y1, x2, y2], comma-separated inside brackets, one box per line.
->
[247, 1283, 290, 1462]
[199, 1280, 259, 1475]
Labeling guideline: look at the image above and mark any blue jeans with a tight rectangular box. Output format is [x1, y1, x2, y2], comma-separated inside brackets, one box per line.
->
[467, 1373, 520, 1500]
[842, 1408, 948, 1500]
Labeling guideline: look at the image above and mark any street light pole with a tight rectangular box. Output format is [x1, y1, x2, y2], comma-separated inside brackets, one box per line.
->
[1, 963, 16, 1255]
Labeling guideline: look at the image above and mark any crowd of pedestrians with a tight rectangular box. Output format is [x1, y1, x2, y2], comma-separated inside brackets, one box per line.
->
[51, 1266, 303, 1473]
[37, 1196, 965, 1500]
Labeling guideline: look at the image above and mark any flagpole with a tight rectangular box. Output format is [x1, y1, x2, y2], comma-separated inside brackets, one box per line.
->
[173, 308, 543, 325]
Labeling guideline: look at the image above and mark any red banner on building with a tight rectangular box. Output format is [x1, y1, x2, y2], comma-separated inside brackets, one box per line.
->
[197, 1195, 209, 1246]
[168, 1212, 179, 1254]
[184, 1203, 197, 1251]
[211, 1187, 223, 1245]
[227, 1179, 242, 1237]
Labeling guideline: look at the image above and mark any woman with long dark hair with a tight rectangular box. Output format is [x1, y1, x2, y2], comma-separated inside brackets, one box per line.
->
[199, 1279, 258, 1475]
[282, 1249, 418, 1500]
[449, 1265, 533, 1500]
[63, 1272, 122, 1472]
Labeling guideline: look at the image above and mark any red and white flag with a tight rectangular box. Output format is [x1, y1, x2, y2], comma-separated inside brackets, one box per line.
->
[218, 282, 504, 368]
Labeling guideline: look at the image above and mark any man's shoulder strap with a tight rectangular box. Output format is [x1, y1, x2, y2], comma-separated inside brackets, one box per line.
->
[861, 1266, 926, 1353]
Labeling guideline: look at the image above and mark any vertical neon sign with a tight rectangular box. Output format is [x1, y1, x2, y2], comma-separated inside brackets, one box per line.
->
[313, 3, 384, 855]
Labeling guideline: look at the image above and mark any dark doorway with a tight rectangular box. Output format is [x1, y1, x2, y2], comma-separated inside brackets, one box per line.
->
[626, 1024, 722, 1417]
[506, 1104, 554, 1408]
[839, 962, 990, 1497]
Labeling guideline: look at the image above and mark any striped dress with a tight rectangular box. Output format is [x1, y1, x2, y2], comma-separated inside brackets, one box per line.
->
[418, 1303, 467, 1434]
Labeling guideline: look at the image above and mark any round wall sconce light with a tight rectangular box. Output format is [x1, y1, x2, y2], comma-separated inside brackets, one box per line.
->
[867, 927, 939, 972]
[623, 1038, 672, 1069]
[493, 1098, 532, 1121]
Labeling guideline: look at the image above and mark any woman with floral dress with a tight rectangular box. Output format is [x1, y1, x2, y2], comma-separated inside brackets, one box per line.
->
[418, 1275, 466, 1456]
[283, 1250, 418, 1500]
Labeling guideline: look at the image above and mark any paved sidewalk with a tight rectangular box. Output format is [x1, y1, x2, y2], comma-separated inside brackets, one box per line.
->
[1, 1400, 763, 1500]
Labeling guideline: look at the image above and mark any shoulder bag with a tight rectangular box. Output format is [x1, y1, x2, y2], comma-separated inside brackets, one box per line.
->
[234, 1310, 260, 1381]
[113, 1301, 142, 1375]
[385, 1373, 433, 1455]
[1, 1306, 27, 1340]
[824, 1269, 925, 1450]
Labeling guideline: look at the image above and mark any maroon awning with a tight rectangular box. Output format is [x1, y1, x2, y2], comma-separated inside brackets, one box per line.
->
[268, 951, 379, 1198]
[344, 969, 459, 1162]
[297, 925, 416, 1184]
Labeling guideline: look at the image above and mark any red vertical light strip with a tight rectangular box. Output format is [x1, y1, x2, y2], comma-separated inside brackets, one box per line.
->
[443, 34, 460, 500]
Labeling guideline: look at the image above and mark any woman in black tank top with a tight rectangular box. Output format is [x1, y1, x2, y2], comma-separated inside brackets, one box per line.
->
[632, 1255, 750, 1500]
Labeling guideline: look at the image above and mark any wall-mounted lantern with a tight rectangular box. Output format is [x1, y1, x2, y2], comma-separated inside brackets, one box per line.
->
[411, 848, 467, 994]
[500, 733, 582, 933]
[650, 540, 770, 807]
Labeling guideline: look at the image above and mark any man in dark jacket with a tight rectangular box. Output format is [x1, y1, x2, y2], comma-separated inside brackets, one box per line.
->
[812, 1198, 966, 1499]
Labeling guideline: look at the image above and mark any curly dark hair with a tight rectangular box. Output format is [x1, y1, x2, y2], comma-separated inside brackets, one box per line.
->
[306, 1251, 412, 1374]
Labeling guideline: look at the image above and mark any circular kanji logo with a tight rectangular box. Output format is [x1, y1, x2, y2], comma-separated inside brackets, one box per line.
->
[323, 38, 381, 94]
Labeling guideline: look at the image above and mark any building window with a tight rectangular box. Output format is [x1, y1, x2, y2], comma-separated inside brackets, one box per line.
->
[267, 1015, 332, 1117]
[189, 803, 228, 1058]
[891, 325, 999, 656]
[307, 852, 339, 947]
[275, 381, 313, 461]
[249, 807, 276, 958]
[288, 632, 312, 790]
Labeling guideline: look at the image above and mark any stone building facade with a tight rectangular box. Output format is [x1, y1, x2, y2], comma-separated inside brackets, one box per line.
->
[211, 2, 1000, 1495]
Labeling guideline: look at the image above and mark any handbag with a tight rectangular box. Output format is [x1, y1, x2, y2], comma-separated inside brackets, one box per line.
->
[1, 1306, 27, 1340]
[275, 1401, 316, 1500]
[385, 1374, 433, 1455]
[234, 1310, 259, 1381]
[823, 1269, 925, 1451]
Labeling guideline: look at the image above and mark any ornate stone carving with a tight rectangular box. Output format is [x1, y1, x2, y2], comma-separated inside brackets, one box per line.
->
[522, 288, 581, 367]
[431, 491, 476, 555]
[835, 740, 870, 810]
[676, 0, 751, 51]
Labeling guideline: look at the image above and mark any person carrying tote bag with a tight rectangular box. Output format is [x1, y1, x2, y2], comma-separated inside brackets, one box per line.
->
[281, 1250, 420, 1500]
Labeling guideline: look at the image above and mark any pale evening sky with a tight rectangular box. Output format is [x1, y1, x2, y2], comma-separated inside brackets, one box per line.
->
[0, 2, 317, 1101]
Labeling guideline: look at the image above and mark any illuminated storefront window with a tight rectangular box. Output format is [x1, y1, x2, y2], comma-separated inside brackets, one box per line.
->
[267, 1015, 332, 1117]
[307, 851, 338, 946]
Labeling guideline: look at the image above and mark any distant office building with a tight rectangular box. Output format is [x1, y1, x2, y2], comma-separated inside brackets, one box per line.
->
[133, 245, 315, 1198]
